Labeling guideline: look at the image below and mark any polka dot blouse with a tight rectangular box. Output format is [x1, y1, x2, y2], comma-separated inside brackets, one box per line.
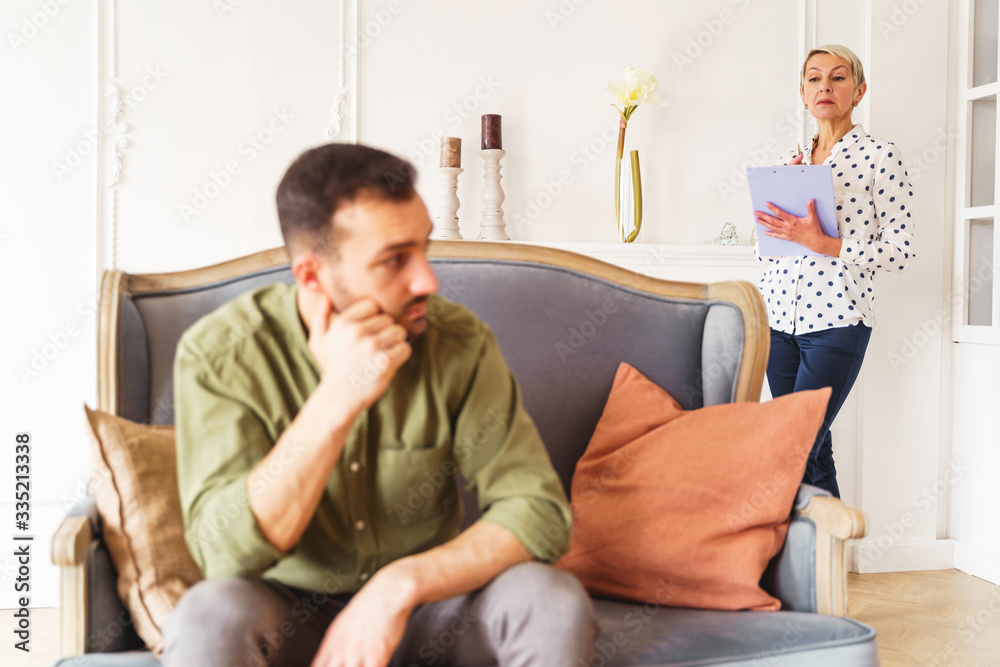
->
[755, 124, 915, 334]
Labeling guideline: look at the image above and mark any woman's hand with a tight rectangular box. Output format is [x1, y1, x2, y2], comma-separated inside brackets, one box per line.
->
[755, 198, 843, 257]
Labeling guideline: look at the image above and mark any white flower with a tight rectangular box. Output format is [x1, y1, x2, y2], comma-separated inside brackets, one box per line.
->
[607, 67, 667, 115]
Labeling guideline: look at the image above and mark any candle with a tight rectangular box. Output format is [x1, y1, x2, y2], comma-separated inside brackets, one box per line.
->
[481, 114, 502, 150]
[440, 137, 462, 168]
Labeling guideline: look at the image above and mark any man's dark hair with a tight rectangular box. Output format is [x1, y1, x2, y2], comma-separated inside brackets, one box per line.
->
[276, 143, 416, 256]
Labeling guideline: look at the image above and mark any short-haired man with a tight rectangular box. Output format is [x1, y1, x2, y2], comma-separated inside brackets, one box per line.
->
[164, 143, 597, 666]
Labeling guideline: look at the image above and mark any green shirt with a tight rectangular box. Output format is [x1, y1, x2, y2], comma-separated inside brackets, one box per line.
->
[173, 282, 571, 591]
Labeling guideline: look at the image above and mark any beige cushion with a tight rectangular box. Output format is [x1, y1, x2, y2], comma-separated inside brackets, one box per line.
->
[84, 406, 203, 654]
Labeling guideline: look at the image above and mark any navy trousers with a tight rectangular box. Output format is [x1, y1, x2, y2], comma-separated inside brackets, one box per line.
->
[766, 323, 872, 498]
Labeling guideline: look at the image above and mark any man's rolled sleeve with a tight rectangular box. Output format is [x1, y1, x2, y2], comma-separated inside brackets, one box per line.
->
[453, 328, 572, 563]
[173, 339, 284, 579]
[184, 474, 283, 579]
[478, 493, 572, 563]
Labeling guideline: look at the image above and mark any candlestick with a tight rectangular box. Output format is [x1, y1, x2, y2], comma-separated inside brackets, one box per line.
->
[440, 137, 461, 168]
[478, 149, 509, 240]
[432, 166, 463, 240]
[481, 114, 502, 150]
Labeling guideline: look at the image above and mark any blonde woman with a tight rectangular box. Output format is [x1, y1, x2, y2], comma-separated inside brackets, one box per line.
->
[753, 45, 914, 497]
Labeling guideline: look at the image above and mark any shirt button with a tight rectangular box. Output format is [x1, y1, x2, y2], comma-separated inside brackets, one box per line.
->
[359, 572, 369, 582]
[355, 520, 366, 532]
[349, 461, 360, 473]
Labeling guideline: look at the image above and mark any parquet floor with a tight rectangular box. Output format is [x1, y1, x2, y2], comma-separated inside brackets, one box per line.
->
[848, 569, 1000, 666]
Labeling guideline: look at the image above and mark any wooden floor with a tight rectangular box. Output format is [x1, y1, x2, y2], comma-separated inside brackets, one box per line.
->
[5, 570, 998, 666]
[848, 569, 1000, 666]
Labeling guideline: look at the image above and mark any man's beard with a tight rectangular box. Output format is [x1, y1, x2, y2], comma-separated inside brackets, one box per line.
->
[328, 276, 430, 339]
[397, 296, 431, 338]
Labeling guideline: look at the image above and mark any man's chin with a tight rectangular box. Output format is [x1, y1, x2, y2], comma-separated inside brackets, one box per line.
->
[402, 316, 428, 338]
[400, 300, 430, 337]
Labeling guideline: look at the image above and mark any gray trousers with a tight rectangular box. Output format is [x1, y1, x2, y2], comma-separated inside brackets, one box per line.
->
[163, 562, 598, 667]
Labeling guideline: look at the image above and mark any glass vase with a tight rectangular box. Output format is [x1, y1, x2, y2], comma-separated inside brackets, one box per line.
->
[615, 149, 643, 243]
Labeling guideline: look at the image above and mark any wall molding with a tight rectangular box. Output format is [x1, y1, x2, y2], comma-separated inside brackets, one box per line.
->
[856, 539, 1000, 584]
[97, 0, 123, 274]
[853, 538, 955, 574]
[954, 541, 1000, 585]
[106, 82, 128, 187]
[326, 89, 349, 139]
[95, 0, 361, 277]
[797, 0, 818, 151]
[348, 0, 359, 143]
[326, 0, 359, 140]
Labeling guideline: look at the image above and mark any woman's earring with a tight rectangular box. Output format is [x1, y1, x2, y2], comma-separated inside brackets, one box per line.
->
[804, 103, 808, 109]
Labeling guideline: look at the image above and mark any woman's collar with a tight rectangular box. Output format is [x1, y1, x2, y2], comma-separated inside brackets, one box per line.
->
[808, 123, 866, 156]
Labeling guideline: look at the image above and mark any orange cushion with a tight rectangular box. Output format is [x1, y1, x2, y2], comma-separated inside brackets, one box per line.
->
[556, 362, 830, 611]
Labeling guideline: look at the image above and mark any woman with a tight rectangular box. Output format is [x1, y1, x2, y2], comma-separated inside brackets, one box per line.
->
[753, 44, 914, 497]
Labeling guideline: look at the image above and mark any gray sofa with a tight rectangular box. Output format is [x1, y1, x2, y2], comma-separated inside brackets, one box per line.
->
[51, 241, 879, 665]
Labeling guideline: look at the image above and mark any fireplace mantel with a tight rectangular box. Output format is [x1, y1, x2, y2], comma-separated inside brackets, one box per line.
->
[518, 242, 761, 284]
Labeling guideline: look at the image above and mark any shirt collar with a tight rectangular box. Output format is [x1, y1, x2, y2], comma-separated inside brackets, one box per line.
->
[806, 123, 866, 163]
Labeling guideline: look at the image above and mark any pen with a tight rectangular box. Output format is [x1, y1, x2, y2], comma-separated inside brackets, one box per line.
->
[797, 142, 802, 155]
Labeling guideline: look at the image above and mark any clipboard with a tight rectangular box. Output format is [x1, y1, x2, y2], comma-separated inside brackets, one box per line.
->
[747, 164, 839, 256]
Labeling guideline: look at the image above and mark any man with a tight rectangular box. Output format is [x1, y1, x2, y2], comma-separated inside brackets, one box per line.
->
[165, 143, 597, 666]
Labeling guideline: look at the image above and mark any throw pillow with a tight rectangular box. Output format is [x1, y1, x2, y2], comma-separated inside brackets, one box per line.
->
[84, 406, 203, 654]
[556, 362, 830, 611]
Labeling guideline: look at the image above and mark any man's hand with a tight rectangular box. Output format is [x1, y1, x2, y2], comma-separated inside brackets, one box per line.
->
[310, 523, 533, 666]
[306, 295, 412, 415]
[310, 567, 417, 667]
[755, 198, 843, 257]
[247, 295, 413, 553]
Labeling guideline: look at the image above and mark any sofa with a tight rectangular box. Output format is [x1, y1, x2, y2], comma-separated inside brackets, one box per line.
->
[51, 240, 879, 665]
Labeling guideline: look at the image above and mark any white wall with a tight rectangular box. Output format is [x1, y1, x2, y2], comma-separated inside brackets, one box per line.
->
[103, 0, 809, 265]
[360, 0, 800, 246]
[108, 1, 359, 273]
[0, 0, 978, 608]
[851, 0, 954, 574]
[1, 0, 98, 610]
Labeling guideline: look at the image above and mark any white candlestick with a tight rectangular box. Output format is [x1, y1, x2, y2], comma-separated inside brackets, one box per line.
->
[432, 166, 463, 239]
[478, 149, 509, 240]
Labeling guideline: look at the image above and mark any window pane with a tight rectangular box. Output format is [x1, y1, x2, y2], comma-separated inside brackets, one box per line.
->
[967, 218, 995, 326]
[974, 0, 999, 87]
[971, 97, 997, 207]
